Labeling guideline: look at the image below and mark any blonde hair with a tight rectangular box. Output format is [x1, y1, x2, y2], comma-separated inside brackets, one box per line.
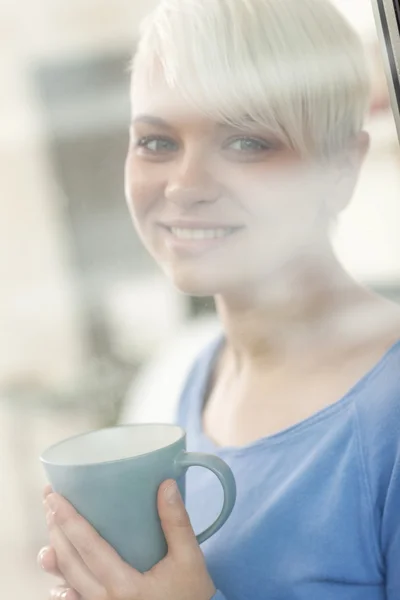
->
[131, 0, 371, 158]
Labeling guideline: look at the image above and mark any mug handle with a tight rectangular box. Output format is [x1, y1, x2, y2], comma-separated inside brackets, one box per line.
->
[175, 451, 237, 544]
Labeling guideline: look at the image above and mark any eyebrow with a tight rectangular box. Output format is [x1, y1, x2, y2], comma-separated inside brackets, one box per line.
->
[131, 113, 267, 134]
[131, 114, 239, 129]
[131, 114, 174, 129]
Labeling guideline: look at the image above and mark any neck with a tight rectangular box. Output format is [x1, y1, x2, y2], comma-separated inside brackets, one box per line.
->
[215, 250, 377, 370]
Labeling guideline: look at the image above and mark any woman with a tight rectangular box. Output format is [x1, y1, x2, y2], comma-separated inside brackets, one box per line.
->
[39, 0, 400, 598]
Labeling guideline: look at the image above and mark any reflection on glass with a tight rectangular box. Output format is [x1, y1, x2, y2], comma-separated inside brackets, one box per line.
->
[0, 1, 400, 598]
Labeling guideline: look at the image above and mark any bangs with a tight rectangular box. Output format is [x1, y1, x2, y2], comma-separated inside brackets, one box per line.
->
[132, 0, 371, 158]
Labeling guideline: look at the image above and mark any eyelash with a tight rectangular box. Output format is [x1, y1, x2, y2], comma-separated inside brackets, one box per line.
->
[223, 137, 273, 152]
[135, 136, 178, 152]
[134, 135, 274, 156]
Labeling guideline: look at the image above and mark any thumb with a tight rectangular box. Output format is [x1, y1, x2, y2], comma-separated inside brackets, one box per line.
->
[157, 480, 199, 559]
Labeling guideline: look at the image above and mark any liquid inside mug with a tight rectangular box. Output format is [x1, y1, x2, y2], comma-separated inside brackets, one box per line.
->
[40, 423, 237, 572]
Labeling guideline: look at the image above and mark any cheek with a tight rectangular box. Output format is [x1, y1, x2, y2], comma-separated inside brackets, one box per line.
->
[230, 166, 326, 226]
[124, 158, 163, 223]
[224, 171, 298, 222]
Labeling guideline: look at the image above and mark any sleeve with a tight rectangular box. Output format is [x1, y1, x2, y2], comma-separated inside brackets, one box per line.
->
[381, 439, 400, 597]
[211, 592, 228, 600]
[355, 381, 400, 598]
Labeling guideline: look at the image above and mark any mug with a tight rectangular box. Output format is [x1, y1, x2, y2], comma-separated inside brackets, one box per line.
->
[40, 423, 236, 572]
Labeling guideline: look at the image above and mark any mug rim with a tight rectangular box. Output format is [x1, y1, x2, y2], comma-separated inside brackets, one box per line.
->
[40, 423, 186, 468]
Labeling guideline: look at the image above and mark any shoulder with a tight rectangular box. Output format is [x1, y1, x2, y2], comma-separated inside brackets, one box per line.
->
[353, 339, 400, 505]
[354, 338, 400, 432]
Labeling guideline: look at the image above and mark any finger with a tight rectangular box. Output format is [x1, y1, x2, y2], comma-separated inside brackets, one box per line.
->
[44, 485, 53, 499]
[46, 493, 140, 593]
[38, 546, 63, 578]
[49, 522, 105, 599]
[158, 480, 201, 561]
[49, 586, 79, 600]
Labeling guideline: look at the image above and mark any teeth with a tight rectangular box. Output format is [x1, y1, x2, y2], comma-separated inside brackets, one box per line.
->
[170, 228, 232, 240]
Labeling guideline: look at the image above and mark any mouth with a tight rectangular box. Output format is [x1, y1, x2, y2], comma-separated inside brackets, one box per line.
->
[169, 226, 237, 240]
[159, 223, 243, 255]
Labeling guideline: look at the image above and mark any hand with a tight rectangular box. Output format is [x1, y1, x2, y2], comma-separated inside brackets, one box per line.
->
[38, 481, 216, 600]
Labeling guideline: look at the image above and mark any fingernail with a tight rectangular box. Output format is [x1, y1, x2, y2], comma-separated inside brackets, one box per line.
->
[37, 546, 49, 569]
[60, 591, 69, 600]
[164, 481, 180, 504]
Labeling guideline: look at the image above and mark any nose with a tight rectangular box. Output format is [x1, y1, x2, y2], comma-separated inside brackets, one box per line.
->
[165, 153, 220, 206]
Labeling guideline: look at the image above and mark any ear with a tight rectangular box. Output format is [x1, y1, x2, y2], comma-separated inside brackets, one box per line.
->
[327, 130, 370, 216]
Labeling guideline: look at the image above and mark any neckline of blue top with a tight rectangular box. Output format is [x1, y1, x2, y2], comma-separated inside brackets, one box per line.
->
[191, 336, 400, 457]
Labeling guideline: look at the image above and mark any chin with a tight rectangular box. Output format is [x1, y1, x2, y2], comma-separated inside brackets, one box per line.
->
[163, 263, 225, 297]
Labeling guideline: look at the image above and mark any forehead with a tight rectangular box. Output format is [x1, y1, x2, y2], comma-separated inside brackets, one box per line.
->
[130, 71, 260, 134]
[130, 80, 279, 140]
[131, 76, 204, 123]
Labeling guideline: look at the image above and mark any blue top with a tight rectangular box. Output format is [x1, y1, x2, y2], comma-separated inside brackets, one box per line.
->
[176, 337, 400, 600]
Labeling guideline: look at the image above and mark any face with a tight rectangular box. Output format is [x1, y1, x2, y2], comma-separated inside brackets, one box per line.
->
[125, 76, 366, 298]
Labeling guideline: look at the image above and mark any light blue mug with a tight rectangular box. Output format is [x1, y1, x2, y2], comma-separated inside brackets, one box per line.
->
[40, 423, 236, 572]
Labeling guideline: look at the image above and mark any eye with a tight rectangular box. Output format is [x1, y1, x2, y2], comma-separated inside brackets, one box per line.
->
[135, 136, 179, 153]
[225, 137, 272, 152]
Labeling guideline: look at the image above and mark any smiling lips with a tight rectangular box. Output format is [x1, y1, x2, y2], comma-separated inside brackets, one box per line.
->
[170, 227, 236, 240]
[159, 221, 243, 253]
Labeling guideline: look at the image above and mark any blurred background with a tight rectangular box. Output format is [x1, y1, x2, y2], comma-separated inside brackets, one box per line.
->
[0, 0, 399, 596]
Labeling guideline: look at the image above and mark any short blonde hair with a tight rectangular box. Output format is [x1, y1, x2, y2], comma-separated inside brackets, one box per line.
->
[132, 0, 371, 158]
